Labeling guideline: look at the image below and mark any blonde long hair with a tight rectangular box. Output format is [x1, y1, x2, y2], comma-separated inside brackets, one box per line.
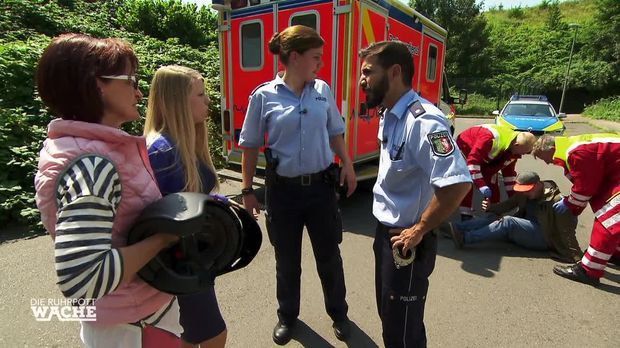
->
[144, 65, 219, 192]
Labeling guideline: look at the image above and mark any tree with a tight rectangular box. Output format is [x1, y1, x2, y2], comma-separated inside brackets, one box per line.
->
[546, 1, 563, 30]
[409, 0, 491, 86]
[590, 0, 620, 78]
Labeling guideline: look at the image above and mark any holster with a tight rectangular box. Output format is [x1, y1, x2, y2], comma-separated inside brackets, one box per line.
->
[324, 163, 348, 197]
[264, 148, 279, 185]
[323, 163, 340, 185]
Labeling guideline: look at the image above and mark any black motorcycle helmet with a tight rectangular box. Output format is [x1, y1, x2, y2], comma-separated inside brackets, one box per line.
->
[127, 192, 262, 295]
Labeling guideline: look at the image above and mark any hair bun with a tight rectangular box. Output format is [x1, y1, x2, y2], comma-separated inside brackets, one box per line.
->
[268, 32, 281, 55]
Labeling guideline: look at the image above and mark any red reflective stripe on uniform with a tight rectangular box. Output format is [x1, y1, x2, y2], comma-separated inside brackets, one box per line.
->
[602, 212, 620, 229]
[569, 191, 591, 201]
[581, 255, 606, 270]
[467, 165, 480, 171]
[472, 173, 483, 180]
[586, 246, 612, 260]
[581, 218, 620, 278]
[595, 194, 620, 218]
[568, 195, 588, 207]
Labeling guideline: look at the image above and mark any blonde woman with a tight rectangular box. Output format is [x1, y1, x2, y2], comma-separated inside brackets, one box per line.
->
[144, 65, 226, 348]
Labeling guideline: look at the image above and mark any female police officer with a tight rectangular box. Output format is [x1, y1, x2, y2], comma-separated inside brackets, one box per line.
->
[239, 25, 357, 345]
[360, 41, 471, 347]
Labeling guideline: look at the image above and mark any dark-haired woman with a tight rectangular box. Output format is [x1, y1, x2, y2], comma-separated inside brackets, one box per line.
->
[34, 33, 181, 347]
[239, 25, 357, 345]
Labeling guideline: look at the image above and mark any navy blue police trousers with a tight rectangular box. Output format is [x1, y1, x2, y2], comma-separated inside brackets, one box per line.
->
[374, 222, 437, 348]
[265, 175, 348, 325]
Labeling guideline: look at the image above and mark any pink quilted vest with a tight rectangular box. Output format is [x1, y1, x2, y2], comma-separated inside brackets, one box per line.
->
[35, 119, 174, 326]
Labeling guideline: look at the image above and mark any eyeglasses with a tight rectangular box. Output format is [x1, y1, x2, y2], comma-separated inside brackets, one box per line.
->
[99, 75, 139, 89]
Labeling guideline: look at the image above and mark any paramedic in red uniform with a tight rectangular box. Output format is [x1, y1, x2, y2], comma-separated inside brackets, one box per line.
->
[532, 134, 620, 286]
[456, 124, 536, 219]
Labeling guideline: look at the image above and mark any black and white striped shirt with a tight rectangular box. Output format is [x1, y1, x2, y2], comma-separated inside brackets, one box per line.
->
[54, 155, 123, 300]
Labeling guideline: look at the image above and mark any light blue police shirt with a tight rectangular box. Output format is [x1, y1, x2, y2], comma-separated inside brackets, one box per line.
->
[373, 90, 472, 227]
[238, 73, 345, 177]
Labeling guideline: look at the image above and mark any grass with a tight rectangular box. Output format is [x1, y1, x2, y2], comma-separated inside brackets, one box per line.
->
[456, 93, 505, 116]
[582, 96, 620, 121]
[484, 0, 595, 27]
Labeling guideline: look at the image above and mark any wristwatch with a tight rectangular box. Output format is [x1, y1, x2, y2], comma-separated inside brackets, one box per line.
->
[241, 187, 254, 195]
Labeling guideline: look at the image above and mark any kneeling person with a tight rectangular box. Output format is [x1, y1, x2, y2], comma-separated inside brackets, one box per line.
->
[445, 172, 581, 262]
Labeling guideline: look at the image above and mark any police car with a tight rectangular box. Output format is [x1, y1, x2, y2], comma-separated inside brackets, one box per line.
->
[493, 95, 566, 135]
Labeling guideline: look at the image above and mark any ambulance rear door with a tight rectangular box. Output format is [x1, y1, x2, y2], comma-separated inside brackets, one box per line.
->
[418, 26, 445, 105]
[352, 0, 389, 162]
[225, 4, 276, 164]
[276, 0, 335, 86]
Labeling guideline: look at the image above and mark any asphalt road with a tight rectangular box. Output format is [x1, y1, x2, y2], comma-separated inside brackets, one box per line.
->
[1, 115, 618, 347]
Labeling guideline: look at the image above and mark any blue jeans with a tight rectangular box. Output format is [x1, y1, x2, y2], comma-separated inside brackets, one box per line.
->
[454, 214, 548, 250]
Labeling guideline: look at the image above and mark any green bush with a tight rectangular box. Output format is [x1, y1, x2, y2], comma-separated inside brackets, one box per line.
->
[117, 0, 217, 49]
[0, 0, 222, 231]
[507, 6, 525, 19]
[583, 97, 620, 121]
[456, 93, 502, 116]
[0, 107, 51, 227]
[0, 35, 49, 110]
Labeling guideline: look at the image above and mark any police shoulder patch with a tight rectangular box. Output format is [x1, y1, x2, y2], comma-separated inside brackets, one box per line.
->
[408, 101, 426, 118]
[427, 130, 455, 157]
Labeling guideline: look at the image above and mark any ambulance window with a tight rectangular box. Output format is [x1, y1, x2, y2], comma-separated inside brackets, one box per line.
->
[427, 44, 438, 82]
[241, 21, 263, 70]
[290, 12, 318, 31]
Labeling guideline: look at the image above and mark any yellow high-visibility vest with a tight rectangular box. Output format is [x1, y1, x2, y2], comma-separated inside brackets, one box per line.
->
[554, 133, 620, 171]
[480, 124, 519, 160]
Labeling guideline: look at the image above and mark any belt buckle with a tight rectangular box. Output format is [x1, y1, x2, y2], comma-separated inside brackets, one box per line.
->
[301, 175, 311, 186]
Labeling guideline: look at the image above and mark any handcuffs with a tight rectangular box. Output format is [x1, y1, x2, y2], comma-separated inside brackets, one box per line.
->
[388, 228, 416, 268]
[392, 244, 415, 268]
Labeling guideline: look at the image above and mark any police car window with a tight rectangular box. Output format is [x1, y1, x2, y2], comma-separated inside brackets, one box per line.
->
[531, 105, 553, 117]
[427, 44, 438, 82]
[504, 105, 525, 115]
[241, 21, 263, 69]
[505, 104, 552, 117]
[290, 12, 318, 30]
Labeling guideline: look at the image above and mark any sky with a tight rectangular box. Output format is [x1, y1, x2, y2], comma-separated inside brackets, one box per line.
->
[182, 0, 546, 11]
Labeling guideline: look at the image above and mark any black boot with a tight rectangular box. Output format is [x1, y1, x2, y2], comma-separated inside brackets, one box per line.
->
[273, 320, 295, 345]
[553, 262, 600, 287]
[333, 319, 351, 341]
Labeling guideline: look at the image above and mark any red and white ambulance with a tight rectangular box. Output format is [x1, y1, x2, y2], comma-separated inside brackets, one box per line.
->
[212, 0, 465, 179]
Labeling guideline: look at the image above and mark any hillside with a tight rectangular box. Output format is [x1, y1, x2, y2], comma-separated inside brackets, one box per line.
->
[470, 0, 618, 113]
[484, 0, 597, 26]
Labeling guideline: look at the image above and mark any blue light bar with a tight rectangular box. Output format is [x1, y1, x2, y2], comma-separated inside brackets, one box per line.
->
[510, 95, 548, 101]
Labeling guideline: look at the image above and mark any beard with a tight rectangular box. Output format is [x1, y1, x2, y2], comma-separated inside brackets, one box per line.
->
[364, 73, 389, 109]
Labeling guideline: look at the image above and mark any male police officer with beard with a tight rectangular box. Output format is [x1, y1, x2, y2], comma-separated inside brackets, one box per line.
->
[359, 41, 471, 347]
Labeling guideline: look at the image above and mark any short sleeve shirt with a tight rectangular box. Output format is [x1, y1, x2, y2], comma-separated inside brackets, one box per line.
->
[238, 74, 345, 177]
[373, 90, 472, 227]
